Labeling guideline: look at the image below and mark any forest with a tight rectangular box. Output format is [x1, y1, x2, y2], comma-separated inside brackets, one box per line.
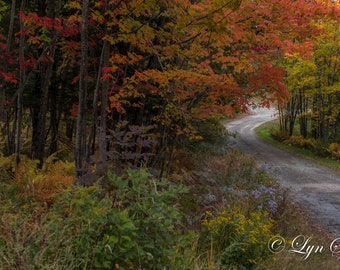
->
[276, 0, 340, 158]
[0, 0, 339, 269]
[0, 0, 339, 176]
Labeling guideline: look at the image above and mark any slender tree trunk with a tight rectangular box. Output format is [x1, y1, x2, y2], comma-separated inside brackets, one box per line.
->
[298, 90, 308, 138]
[48, 82, 59, 155]
[1, 0, 16, 156]
[31, 0, 60, 166]
[319, 95, 325, 143]
[7, 106, 16, 155]
[0, 0, 16, 123]
[15, 0, 26, 166]
[166, 133, 177, 179]
[75, 0, 89, 177]
[66, 116, 74, 140]
[278, 105, 283, 131]
[86, 40, 107, 162]
[99, 41, 110, 164]
[287, 94, 297, 136]
[311, 95, 317, 139]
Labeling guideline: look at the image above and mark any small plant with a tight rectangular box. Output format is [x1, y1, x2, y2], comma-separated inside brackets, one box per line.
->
[107, 124, 158, 168]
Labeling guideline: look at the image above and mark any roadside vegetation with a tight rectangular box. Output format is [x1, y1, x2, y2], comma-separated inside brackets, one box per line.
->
[1, 119, 339, 269]
[255, 119, 340, 172]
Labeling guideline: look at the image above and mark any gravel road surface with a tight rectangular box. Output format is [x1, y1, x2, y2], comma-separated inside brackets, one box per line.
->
[225, 107, 340, 238]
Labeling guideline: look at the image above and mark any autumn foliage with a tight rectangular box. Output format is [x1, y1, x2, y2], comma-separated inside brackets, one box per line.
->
[278, 1, 340, 148]
[0, 0, 338, 176]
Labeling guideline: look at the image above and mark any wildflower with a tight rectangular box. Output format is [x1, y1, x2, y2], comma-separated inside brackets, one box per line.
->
[226, 187, 235, 193]
[267, 200, 278, 212]
[207, 193, 217, 202]
[259, 185, 276, 195]
[237, 190, 249, 197]
[251, 189, 261, 198]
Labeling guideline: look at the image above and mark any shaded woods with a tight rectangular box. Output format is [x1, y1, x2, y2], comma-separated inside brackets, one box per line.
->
[0, 0, 338, 179]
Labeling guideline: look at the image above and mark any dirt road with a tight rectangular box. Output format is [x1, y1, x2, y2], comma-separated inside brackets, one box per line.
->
[225, 107, 340, 238]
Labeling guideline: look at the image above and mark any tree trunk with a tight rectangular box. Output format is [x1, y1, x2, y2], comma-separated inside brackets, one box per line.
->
[31, 0, 59, 166]
[0, 0, 16, 123]
[311, 95, 318, 139]
[299, 90, 308, 138]
[86, 40, 108, 162]
[287, 94, 297, 136]
[48, 81, 60, 155]
[15, 0, 26, 166]
[98, 41, 110, 165]
[75, 0, 89, 177]
[317, 94, 326, 143]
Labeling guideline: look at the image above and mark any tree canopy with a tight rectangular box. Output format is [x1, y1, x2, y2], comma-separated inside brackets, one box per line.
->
[0, 0, 339, 178]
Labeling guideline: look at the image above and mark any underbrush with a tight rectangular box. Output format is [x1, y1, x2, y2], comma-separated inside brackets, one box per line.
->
[0, 169, 194, 269]
[0, 119, 338, 269]
[271, 127, 340, 161]
[255, 121, 340, 172]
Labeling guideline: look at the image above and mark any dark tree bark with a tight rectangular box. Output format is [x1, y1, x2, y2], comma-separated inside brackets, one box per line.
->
[0, 0, 16, 123]
[98, 41, 110, 164]
[287, 94, 298, 136]
[48, 80, 61, 155]
[298, 90, 308, 138]
[311, 95, 318, 139]
[15, 0, 26, 166]
[31, 0, 60, 167]
[1, 0, 17, 157]
[75, 0, 89, 177]
[86, 40, 106, 162]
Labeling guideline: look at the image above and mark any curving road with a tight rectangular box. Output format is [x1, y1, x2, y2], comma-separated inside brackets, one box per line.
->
[225, 107, 340, 238]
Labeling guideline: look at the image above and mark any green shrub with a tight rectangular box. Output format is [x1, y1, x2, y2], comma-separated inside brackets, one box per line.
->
[0, 169, 195, 270]
[41, 184, 135, 269]
[104, 169, 195, 269]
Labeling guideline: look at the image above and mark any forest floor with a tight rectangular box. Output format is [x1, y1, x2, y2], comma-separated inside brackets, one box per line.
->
[225, 107, 340, 238]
